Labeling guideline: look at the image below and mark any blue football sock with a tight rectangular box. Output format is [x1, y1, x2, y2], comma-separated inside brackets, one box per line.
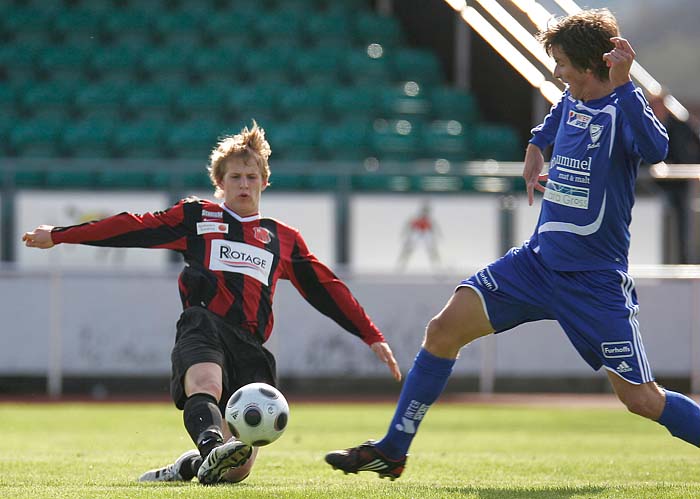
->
[657, 390, 700, 446]
[376, 348, 455, 459]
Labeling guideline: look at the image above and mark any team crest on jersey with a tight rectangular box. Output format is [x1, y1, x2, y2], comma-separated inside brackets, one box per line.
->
[253, 226, 273, 244]
[589, 124, 603, 145]
[567, 110, 592, 129]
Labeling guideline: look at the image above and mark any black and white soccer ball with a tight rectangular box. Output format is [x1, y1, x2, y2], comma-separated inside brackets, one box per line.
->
[225, 382, 290, 447]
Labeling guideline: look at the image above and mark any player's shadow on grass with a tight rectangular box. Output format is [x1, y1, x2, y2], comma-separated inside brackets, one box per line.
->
[440, 485, 607, 498]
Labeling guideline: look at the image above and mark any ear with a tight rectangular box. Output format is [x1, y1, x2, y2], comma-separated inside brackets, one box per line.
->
[261, 180, 269, 192]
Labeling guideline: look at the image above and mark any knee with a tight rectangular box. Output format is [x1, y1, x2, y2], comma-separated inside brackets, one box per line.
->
[618, 389, 664, 420]
[424, 315, 467, 356]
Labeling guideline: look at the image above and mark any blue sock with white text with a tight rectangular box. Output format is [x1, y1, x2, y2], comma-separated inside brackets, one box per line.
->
[657, 390, 700, 446]
[375, 348, 455, 459]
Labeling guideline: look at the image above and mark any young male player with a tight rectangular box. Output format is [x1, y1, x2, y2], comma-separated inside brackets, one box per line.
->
[326, 9, 700, 480]
[23, 121, 402, 484]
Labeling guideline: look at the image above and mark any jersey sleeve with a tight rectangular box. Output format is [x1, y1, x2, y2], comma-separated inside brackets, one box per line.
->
[529, 90, 566, 150]
[282, 230, 385, 346]
[615, 81, 669, 164]
[50, 200, 190, 251]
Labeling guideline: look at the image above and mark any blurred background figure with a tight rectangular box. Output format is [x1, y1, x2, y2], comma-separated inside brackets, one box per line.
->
[648, 94, 700, 263]
[397, 200, 442, 272]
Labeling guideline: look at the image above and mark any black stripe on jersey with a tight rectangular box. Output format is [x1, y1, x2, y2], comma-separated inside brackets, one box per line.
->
[221, 214, 246, 325]
[256, 219, 280, 340]
[290, 243, 360, 337]
[78, 215, 185, 248]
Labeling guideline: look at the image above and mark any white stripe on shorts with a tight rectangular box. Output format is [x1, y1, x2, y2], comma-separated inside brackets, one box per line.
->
[617, 270, 653, 383]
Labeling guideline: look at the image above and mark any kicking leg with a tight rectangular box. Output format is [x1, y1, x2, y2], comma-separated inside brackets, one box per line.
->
[607, 371, 700, 446]
[326, 287, 494, 478]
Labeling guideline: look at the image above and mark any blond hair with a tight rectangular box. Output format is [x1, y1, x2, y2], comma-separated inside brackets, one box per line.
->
[208, 120, 272, 199]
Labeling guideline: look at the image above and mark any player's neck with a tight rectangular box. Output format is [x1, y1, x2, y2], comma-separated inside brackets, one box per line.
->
[580, 80, 614, 102]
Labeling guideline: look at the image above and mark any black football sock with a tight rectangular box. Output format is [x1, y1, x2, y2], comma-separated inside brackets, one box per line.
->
[183, 393, 225, 458]
[179, 455, 203, 480]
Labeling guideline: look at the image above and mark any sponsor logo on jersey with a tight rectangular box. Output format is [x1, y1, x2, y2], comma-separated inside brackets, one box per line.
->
[567, 110, 592, 129]
[476, 267, 499, 292]
[197, 222, 229, 235]
[209, 240, 274, 285]
[202, 209, 223, 219]
[253, 226, 273, 244]
[543, 180, 589, 209]
[602, 341, 634, 358]
[551, 154, 592, 176]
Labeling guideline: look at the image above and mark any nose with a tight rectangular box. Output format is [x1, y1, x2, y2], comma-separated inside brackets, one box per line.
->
[553, 65, 561, 79]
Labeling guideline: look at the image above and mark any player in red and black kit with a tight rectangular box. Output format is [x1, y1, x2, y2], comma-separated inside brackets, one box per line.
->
[23, 121, 402, 485]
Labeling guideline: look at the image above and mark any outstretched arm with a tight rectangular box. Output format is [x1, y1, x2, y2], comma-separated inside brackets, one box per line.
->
[523, 143, 547, 206]
[371, 342, 402, 381]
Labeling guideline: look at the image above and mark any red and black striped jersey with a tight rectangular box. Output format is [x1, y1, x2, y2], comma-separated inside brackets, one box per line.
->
[51, 197, 385, 345]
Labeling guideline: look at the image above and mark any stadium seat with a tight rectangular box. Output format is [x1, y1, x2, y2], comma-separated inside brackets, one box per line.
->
[391, 48, 443, 86]
[166, 120, 225, 159]
[2, 7, 53, 43]
[343, 49, 392, 85]
[113, 118, 168, 159]
[255, 11, 304, 49]
[430, 86, 479, 122]
[154, 11, 204, 49]
[421, 119, 472, 161]
[353, 12, 403, 48]
[203, 10, 256, 48]
[74, 82, 127, 122]
[0, 43, 42, 82]
[472, 123, 521, 160]
[101, 10, 153, 48]
[62, 118, 116, 158]
[174, 84, 229, 120]
[38, 44, 91, 83]
[266, 121, 321, 161]
[96, 168, 154, 189]
[327, 85, 380, 123]
[304, 12, 354, 48]
[277, 85, 329, 122]
[9, 118, 64, 157]
[141, 46, 194, 83]
[370, 118, 421, 161]
[20, 80, 79, 120]
[125, 84, 175, 121]
[293, 46, 344, 86]
[379, 82, 432, 120]
[319, 120, 372, 161]
[242, 48, 295, 86]
[226, 85, 280, 124]
[191, 48, 247, 85]
[51, 8, 104, 45]
[0, 84, 18, 119]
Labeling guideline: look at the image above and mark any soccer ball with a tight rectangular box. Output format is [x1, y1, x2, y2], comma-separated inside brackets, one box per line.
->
[225, 382, 290, 447]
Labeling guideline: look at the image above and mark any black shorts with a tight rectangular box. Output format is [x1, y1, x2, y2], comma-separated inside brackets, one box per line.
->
[170, 306, 277, 413]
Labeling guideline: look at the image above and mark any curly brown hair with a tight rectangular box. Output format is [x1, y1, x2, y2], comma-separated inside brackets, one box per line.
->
[537, 8, 619, 81]
[208, 120, 272, 199]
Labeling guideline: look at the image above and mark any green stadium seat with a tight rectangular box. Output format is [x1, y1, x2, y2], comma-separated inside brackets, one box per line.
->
[0, 43, 42, 82]
[141, 46, 194, 82]
[319, 120, 372, 161]
[62, 118, 116, 158]
[0, 84, 18, 117]
[51, 8, 104, 45]
[45, 165, 97, 187]
[203, 10, 255, 48]
[91, 45, 141, 76]
[174, 84, 228, 120]
[343, 49, 392, 85]
[379, 82, 432, 120]
[226, 85, 280, 124]
[391, 48, 443, 86]
[293, 47, 344, 86]
[255, 11, 304, 48]
[328, 85, 380, 122]
[191, 48, 247, 84]
[125, 84, 175, 121]
[74, 82, 127, 122]
[370, 118, 421, 161]
[472, 123, 521, 161]
[242, 48, 295, 86]
[9, 118, 64, 157]
[304, 12, 354, 48]
[20, 80, 79, 120]
[266, 121, 321, 161]
[354, 12, 403, 48]
[166, 120, 224, 159]
[421, 119, 472, 161]
[101, 10, 153, 48]
[96, 169, 153, 189]
[38, 44, 91, 83]
[3, 7, 53, 39]
[430, 86, 479, 122]
[154, 12, 204, 49]
[278, 85, 329, 121]
[113, 118, 168, 159]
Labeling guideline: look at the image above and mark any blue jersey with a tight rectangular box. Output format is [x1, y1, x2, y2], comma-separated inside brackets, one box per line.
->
[528, 81, 668, 271]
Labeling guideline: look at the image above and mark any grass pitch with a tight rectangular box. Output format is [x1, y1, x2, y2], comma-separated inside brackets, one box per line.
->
[0, 400, 698, 498]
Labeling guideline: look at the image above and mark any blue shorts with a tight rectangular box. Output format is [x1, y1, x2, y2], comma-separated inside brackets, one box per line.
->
[459, 242, 654, 384]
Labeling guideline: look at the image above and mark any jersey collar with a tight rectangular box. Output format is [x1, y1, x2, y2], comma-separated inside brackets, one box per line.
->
[220, 202, 261, 222]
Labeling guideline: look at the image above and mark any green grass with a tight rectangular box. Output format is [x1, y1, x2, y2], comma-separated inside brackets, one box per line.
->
[0, 401, 698, 498]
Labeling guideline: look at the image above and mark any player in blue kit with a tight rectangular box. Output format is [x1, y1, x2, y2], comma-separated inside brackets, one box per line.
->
[325, 8, 700, 479]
